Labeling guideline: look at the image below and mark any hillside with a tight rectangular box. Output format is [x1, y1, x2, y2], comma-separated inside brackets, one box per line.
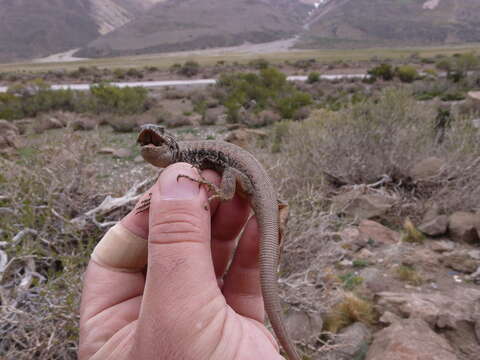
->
[0, 0, 163, 62]
[76, 0, 311, 58]
[299, 0, 480, 49]
[0, 0, 98, 62]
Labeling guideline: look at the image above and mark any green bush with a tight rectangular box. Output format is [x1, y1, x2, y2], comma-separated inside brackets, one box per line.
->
[275, 91, 312, 119]
[307, 72, 321, 84]
[367, 63, 394, 81]
[396, 65, 418, 83]
[248, 58, 270, 70]
[178, 61, 200, 77]
[0, 82, 149, 120]
[217, 67, 312, 122]
[89, 83, 148, 114]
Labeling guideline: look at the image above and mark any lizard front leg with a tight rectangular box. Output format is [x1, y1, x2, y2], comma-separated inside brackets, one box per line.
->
[178, 167, 246, 202]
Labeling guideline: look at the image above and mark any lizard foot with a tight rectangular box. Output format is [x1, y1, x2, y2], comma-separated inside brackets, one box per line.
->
[177, 174, 228, 202]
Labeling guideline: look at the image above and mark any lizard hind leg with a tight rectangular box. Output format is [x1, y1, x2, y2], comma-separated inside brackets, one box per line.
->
[177, 167, 238, 202]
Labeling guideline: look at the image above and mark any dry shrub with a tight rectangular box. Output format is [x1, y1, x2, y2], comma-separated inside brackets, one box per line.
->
[323, 293, 377, 333]
[0, 130, 138, 359]
[271, 87, 479, 213]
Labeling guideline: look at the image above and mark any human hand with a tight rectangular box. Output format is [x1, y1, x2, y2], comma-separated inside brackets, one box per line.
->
[79, 163, 283, 360]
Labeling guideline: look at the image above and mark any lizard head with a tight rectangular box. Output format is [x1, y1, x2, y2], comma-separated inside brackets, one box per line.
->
[137, 124, 179, 167]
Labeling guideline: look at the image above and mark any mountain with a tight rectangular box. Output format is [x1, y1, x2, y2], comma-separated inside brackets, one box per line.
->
[0, 0, 163, 62]
[76, 0, 311, 58]
[299, 0, 480, 48]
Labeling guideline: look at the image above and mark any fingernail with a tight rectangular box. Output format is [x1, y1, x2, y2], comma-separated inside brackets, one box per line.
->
[160, 168, 200, 200]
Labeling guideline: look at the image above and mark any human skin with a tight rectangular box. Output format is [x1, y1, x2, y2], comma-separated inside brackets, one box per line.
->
[78, 163, 284, 360]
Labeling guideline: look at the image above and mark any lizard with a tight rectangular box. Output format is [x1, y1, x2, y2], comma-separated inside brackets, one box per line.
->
[136, 124, 301, 360]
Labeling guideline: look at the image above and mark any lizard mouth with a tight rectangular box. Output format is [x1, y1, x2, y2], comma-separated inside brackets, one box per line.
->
[137, 126, 166, 147]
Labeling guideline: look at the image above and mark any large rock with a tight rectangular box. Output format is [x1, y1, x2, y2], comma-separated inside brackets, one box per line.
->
[419, 215, 448, 236]
[359, 267, 390, 293]
[441, 249, 480, 273]
[366, 318, 457, 360]
[411, 156, 445, 180]
[358, 220, 400, 245]
[331, 189, 395, 219]
[467, 91, 480, 110]
[0, 120, 20, 150]
[376, 287, 480, 331]
[34, 115, 64, 133]
[326, 322, 371, 360]
[284, 308, 323, 343]
[448, 212, 480, 243]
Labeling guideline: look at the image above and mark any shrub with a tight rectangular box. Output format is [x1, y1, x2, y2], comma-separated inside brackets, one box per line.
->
[307, 72, 321, 84]
[275, 91, 313, 119]
[126, 68, 144, 79]
[395, 265, 423, 286]
[323, 294, 377, 333]
[367, 63, 394, 81]
[395, 65, 419, 83]
[217, 67, 311, 122]
[113, 68, 126, 79]
[248, 58, 270, 70]
[89, 83, 148, 114]
[178, 61, 200, 77]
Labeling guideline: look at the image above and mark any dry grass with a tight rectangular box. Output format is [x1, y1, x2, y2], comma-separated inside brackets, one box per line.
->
[395, 265, 423, 286]
[323, 293, 377, 334]
[268, 87, 480, 216]
[0, 129, 145, 359]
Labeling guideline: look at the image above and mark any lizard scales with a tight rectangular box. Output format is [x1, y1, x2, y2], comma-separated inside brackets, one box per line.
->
[138, 126, 300, 360]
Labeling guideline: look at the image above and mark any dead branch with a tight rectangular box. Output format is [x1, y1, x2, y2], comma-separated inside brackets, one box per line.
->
[71, 176, 155, 229]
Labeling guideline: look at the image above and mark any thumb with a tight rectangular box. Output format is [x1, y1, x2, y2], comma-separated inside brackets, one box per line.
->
[137, 163, 225, 355]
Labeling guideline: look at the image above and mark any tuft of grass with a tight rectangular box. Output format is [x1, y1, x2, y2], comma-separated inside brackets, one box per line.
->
[323, 293, 377, 333]
[352, 259, 370, 268]
[396, 265, 423, 286]
[401, 218, 425, 244]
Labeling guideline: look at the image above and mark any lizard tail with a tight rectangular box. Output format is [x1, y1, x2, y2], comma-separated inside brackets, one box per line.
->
[259, 214, 301, 360]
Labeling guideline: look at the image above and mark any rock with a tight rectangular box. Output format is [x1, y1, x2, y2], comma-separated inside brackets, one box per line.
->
[448, 212, 480, 243]
[411, 156, 445, 180]
[0, 120, 21, 150]
[357, 248, 374, 259]
[379, 311, 402, 325]
[419, 215, 448, 236]
[430, 240, 456, 253]
[284, 308, 323, 342]
[71, 117, 96, 131]
[224, 128, 266, 148]
[331, 189, 395, 219]
[339, 227, 368, 252]
[134, 155, 144, 163]
[330, 322, 372, 360]
[440, 249, 479, 273]
[359, 267, 389, 293]
[467, 91, 480, 110]
[0, 119, 19, 134]
[473, 118, 480, 129]
[98, 147, 116, 155]
[113, 148, 132, 159]
[109, 117, 138, 133]
[359, 220, 400, 245]
[376, 288, 480, 330]
[34, 116, 64, 133]
[14, 119, 33, 134]
[366, 318, 457, 360]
